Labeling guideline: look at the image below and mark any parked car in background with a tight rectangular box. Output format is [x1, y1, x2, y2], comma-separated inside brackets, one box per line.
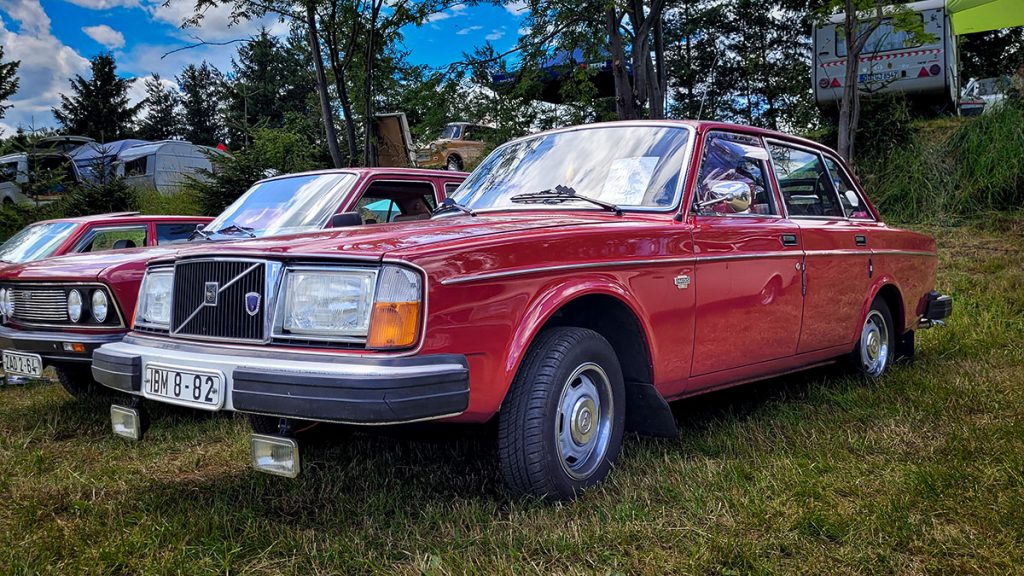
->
[0, 168, 465, 397]
[416, 122, 495, 171]
[91, 121, 952, 501]
[0, 150, 82, 206]
[0, 213, 212, 266]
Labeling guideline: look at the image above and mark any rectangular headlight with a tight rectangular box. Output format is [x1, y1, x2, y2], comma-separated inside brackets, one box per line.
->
[279, 268, 378, 337]
[135, 267, 173, 329]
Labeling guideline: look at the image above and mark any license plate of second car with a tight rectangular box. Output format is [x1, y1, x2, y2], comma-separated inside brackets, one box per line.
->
[143, 363, 224, 409]
[2, 351, 43, 377]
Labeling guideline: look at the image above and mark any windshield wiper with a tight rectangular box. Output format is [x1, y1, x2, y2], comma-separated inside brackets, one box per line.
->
[188, 225, 212, 241]
[215, 224, 256, 238]
[432, 197, 477, 217]
[510, 185, 622, 216]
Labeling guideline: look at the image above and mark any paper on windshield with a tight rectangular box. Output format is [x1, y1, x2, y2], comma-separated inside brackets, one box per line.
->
[599, 157, 658, 206]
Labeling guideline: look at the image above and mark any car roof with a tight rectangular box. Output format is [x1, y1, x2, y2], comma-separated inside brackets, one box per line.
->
[256, 167, 470, 186]
[33, 213, 212, 226]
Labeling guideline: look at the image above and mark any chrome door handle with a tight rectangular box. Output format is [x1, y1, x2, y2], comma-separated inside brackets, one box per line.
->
[780, 234, 799, 246]
[855, 235, 867, 246]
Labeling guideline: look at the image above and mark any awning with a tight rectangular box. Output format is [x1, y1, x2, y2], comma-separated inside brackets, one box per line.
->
[948, 0, 1024, 35]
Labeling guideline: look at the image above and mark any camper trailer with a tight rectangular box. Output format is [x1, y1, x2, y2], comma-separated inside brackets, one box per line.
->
[0, 150, 82, 206]
[115, 141, 225, 195]
[813, 0, 959, 113]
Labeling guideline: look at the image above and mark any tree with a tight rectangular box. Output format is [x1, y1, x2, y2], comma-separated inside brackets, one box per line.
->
[177, 61, 226, 146]
[136, 75, 182, 141]
[960, 28, 1024, 80]
[823, 1, 929, 163]
[0, 46, 19, 123]
[53, 53, 140, 141]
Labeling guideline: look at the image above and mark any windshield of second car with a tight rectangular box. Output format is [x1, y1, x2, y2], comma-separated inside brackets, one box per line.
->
[205, 173, 357, 238]
[440, 124, 462, 140]
[0, 221, 78, 263]
[450, 125, 691, 211]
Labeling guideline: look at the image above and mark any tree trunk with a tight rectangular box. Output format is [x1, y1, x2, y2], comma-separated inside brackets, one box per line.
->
[362, 0, 382, 167]
[323, 26, 358, 166]
[607, 8, 637, 120]
[652, 14, 666, 119]
[838, 14, 861, 163]
[305, 3, 343, 168]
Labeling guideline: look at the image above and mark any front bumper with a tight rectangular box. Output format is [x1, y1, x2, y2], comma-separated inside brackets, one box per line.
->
[0, 324, 124, 365]
[93, 335, 470, 425]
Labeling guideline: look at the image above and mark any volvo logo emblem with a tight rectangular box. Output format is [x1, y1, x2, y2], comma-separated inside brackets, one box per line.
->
[244, 292, 261, 316]
[203, 282, 219, 306]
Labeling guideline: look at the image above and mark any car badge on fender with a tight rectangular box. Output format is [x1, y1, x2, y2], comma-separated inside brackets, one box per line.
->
[244, 292, 261, 316]
[203, 282, 219, 306]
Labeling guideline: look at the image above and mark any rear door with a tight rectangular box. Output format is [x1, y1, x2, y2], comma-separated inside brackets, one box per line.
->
[690, 131, 805, 377]
[766, 141, 872, 353]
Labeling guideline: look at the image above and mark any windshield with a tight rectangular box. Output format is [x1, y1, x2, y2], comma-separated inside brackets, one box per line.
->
[451, 125, 691, 211]
[0, 221, 78, 263]
[440, 124, 462, 140]
[205, 173, 357, 238]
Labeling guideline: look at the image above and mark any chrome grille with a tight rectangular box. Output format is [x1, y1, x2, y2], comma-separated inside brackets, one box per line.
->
[171, 259, 266, 342]
[11, 288, 68, 322]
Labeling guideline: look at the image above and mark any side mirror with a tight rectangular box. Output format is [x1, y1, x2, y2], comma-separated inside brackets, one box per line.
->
[330, 212, 363, 228]
[697, 181, 752, 212]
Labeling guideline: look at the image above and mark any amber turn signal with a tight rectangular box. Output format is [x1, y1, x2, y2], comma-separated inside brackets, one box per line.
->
[367, 301, 420, 349]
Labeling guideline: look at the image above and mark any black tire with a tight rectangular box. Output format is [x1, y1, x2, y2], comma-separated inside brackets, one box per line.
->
[446, 155, 463, 172]
[246, 414, 324, 438]
[852, 298, 896, 378]
[55, 366, 103, 398]
[498, 327, 625, 501]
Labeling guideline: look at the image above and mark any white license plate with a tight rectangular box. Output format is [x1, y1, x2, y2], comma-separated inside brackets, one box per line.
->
[2, 351, 43, 377]
[142, 363, 224, 409]
[859, 71, 898, 83]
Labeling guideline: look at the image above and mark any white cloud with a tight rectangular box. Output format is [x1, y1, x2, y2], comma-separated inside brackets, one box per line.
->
[423, 2, 467, 23]
[456, 25, 482, 36]
[504, 1, 527, 15]
[64, 0, 138, 8]
[82, 24, 126, 49]
[485, 29, 505, 41]
[0, 0, 89, 131]
[147, 0, 287, 42]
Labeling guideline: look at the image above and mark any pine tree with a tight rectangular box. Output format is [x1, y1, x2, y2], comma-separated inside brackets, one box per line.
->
[136, 75, 182, 141]
[52, 53, 139, 141]
[0, 45, 20, 123]
[177, 61, 225, 147]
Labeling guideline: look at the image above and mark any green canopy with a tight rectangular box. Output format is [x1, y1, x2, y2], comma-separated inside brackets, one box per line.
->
[948, 0, 1024, 35]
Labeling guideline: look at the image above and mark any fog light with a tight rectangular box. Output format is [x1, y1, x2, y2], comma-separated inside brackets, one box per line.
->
[110, 404, 143, 440]
[251, 434, 300, 478]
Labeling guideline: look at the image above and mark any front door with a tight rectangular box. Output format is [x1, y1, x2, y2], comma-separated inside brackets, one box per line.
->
[689, 131, 805, 377]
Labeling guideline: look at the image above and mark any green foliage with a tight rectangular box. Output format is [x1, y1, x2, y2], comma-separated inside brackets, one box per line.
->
[135, 75, 182, 141]
[187, 126, 322, 215]
[0, 45, 19, 123]
[858, 97, 1024, 222]
[955, 28, 1024, 81]
[177, 61, 226, 147]
[0, 202, 63, 243]
[59, 172, 139, 218]
[52, 53, 140, 141]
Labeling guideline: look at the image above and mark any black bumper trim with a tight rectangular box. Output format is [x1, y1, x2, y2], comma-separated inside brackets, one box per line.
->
[924, 291, 953, 321]
[0, 325, 123, 365]
[232, 359, 470, 424]
[92, 348, 142, 392]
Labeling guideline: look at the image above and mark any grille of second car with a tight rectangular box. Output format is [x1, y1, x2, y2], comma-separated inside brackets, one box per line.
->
[10, 288, 68, 322]
[171, 259, 266, 342]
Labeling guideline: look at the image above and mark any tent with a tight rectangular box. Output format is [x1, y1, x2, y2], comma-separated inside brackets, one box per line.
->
[116, 141, 227, 195]
[69, 139, 147, 182]
[948, 0, 1024, 35]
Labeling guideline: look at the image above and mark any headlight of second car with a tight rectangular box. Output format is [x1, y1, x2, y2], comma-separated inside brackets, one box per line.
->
[279, 269, 378, 337]
[135, 268, 173, 329]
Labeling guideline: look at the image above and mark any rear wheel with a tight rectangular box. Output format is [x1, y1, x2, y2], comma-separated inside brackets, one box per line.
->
[854, 299, 895, 377]
[55, 366, 103, 398]
[446, 155, 463, 172]
[498, 327, 625, 501]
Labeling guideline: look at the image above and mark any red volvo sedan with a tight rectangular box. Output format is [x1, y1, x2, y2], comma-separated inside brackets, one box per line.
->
[91, 121, 952, 500]
[0, 168, 464, 396]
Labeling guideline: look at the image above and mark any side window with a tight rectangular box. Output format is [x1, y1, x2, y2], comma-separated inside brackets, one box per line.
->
[695, 132, 777, 216]
[0, 162, 18, 183]
[76, 226, 148, 253]
[444, 182, 461, 196]
[767, 144, 845, 218]
[156, 222, 201, 245]
[823, 157, 873, 220]
[356, 181, 437, 223]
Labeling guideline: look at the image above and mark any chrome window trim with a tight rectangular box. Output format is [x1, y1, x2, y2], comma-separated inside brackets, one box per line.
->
[820, 151, 878, 221]
[0, 281, 125, 329]
[690, 130, 783, 219]
[763, 137, 849, 221]
[71, 224, 150, 253]
[441, 123, 696, 216]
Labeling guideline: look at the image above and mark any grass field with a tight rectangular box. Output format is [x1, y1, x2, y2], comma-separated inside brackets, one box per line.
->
[1, 218, 1022, 575]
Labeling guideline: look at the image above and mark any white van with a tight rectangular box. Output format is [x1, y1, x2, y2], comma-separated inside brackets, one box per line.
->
[812, 0, 959, 113]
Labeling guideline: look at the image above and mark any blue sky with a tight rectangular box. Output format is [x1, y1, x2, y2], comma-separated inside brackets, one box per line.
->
[0, 0, 527, 134]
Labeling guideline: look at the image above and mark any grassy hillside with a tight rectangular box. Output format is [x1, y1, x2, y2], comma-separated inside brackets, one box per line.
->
[0, 217, 1021, 574]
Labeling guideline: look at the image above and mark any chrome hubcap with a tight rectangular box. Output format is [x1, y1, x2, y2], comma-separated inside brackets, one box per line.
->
[860, 310, 890, 376]
[556, 363, 613, 480]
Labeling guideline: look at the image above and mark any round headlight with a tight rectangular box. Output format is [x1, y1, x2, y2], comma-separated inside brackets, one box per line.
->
[67, 289, 83, 323]
[0, 288, 8, 318]
[91, 289, 109, 323]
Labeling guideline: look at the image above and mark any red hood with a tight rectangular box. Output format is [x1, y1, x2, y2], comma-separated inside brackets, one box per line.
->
[160, 214, 615, 262]
[0, 246, 180, 282]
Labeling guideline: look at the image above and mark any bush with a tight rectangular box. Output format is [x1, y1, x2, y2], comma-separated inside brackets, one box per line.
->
[58, 175, 139, 217]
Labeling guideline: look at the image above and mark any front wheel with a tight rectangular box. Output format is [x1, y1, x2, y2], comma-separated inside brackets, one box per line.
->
[498, 327, 625, 501]
[446, 155, 463, 172]
[55, 366, 103, 398]
[854, 299, 895, 377]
